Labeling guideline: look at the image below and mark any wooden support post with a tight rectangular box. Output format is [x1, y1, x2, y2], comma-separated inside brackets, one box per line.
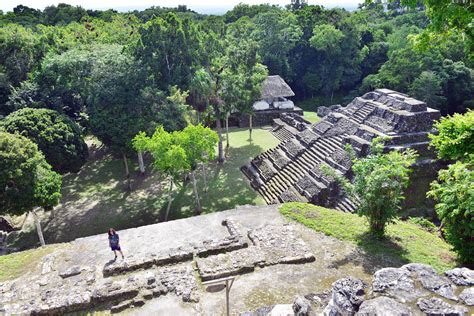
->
[203, 276, 235, 316]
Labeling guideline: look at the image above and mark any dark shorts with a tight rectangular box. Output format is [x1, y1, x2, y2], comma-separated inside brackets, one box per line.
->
[111, 244, 121, 251]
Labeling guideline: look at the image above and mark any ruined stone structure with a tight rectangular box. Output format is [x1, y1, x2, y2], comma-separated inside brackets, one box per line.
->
[0, 205, 472, 315]
[244, 264, 474, 315]
[0, 207, 315, 315]
[271, 112, 311, 142]
[241, 89, 441, 212]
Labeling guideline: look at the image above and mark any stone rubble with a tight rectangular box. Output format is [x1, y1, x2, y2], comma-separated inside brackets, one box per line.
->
[241, 264, 474, 316]
[445, 268, 474, 286]
[417, 297, 468, 316]
[459, 288, 474, 306]
[323, 277, 367, 315]
[292, 296, 312, 316]
[356, 296, 412, 316]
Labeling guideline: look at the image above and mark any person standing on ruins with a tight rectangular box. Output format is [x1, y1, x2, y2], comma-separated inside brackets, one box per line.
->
[108, 228, 125, 260]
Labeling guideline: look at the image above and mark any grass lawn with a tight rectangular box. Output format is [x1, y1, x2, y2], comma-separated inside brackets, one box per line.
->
[8, 127, 279, 249]
[0, 244, 63, 282]
[280, 202, 457, 272]
[303, 111, 320, 124]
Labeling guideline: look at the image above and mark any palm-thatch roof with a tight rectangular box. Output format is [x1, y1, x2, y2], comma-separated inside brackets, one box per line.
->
[261, 75, 295, 99]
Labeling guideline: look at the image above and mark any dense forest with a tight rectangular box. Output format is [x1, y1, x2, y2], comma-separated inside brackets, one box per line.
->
[0, 1, 472, 143]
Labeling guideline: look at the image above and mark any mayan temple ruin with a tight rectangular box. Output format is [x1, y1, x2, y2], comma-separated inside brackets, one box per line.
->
[242, 89, 442, 212]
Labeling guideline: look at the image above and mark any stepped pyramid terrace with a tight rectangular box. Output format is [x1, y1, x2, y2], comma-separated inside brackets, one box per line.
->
[241, 89, 442, 212]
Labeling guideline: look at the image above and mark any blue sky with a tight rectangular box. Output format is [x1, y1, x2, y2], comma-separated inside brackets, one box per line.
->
[1, 0, 363, 14]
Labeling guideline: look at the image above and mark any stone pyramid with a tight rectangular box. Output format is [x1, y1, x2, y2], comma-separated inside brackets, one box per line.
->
[241, 89, 441, 212]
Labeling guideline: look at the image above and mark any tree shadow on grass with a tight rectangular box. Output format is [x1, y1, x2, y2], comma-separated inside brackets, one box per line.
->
[327, 231, 410, 274]
[168, 142, 267, 220]
[8, 131, 275, 249]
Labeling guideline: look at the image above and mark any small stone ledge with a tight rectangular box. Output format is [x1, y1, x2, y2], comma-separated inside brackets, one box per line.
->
[196, 224, 315, 281]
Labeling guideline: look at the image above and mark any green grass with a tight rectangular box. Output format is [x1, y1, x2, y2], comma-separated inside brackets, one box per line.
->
[9, 127, 280, 248]
[0, 245, 62, 282]
[303, 111, 320, 124]
[280, 202, 457, 272]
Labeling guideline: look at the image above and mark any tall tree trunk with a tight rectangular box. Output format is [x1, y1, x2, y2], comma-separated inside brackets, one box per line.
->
[225, 114, 230, 149]
[249, 114, 253, 140]
[137, 151, 145, 175]
[191, 170, 202, 215]
[165, 177, 173, 221]
[197, 111, 201, 124]
[32, 210, 45, 246]
[122, 152, 132, 191]
[202, 163, 208, 192]
[216, 117, 224, 163]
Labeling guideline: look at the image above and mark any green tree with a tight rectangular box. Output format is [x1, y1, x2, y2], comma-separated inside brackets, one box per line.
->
[222, 46, 268, 141]
[354, 148, 417, 236]
[132, 131, 148, 175]
[428, 161, 473, 263]
[310, 23, 345, 99]
[251, 9, 302, 78]
[137, 127, 189, 221]
[429, 110, 474, 161]
[189, 68, 226, 161]
[33, 45, 110, 120]
[132, 13, 204, 90]
[5, 80, 44, 114]
[310, 20, 366, 100]
[1, 108, 88, 174]
[0, 24, 43, 112]
[440, 59, 474, 114]
[337, 140, 418, 237]
[0, 132, 62, 246]
[409, 71, 446, 110]
[176, 124, 218, 214]
[88, 47, 149, 190]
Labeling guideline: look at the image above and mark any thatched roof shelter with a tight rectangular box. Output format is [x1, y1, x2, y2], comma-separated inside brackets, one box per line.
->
[261, 75, 295, 99]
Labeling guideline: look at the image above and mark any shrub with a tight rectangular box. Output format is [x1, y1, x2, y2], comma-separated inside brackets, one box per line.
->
[327, 139, 418, 237]
[429, 110, 474, 161]
[428, 161, 474, 263]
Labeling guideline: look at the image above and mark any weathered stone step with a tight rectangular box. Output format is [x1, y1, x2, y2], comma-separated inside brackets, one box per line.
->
[319, 137, 342, 152]
[309, 144, 331, 161]
[300, 152, 319, 168]
[288, 161, 309, 178]
[280, 164, 301, 184]
[269, 174, 290, 195]
[335, 196, 358, 213]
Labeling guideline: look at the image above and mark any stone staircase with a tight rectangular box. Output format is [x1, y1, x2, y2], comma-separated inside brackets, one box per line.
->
[271, 125, 294, 142]
[242, 89, 441, 213]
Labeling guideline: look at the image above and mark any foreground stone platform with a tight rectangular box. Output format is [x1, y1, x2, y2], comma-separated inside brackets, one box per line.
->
[1, 205, 472, 315]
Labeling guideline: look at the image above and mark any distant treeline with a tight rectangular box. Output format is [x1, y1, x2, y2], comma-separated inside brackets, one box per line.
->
[0, 1, 472, 122]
